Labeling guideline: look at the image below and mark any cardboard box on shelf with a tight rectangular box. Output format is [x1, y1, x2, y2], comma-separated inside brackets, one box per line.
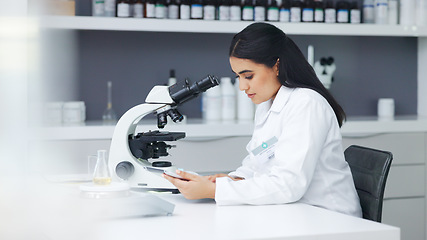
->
[28, 0, 75, 16]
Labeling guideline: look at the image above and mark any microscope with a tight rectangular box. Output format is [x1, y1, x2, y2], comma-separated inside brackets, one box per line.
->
[108, 75, 219, 192]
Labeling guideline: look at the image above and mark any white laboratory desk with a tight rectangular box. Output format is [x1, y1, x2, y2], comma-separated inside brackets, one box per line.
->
[86, 193, 399, 240]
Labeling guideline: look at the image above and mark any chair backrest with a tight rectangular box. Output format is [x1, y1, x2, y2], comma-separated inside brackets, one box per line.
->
[344, 145, 393, 222]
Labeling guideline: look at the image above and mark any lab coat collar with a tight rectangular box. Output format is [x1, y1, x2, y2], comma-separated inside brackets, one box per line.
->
[255, 86, 294, 126]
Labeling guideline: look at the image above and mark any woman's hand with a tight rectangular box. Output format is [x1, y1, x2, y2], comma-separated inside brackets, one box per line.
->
[163, 170, 216, 200]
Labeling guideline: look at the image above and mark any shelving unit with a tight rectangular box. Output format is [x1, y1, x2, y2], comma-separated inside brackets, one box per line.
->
[38, 16, 427, 37]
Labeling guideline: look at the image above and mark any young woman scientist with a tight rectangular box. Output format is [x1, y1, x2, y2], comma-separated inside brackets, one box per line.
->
[164, 22, 362, 217]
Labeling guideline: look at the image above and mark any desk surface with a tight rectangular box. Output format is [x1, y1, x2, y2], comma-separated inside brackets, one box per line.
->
[85, 193, 399, 240]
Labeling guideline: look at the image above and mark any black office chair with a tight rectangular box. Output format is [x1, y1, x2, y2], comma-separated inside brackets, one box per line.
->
[344, 145, 393, 222]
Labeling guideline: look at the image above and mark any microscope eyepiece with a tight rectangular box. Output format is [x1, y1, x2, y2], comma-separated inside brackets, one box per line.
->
[169, 75, 219, 105]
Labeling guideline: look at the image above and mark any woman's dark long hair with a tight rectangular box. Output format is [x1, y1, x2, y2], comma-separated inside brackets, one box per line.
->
[229, 22, 346, 127]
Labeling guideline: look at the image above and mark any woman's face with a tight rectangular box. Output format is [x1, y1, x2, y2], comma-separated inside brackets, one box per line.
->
[230, 57, 281, 104]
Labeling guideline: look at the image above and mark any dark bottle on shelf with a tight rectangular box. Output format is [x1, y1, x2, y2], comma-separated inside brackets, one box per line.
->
[145, 0, 156, 18]
[279, 0, 291, 22]
[314, 0, 324, 22]
[254, 0, 266, 21]
[336, 1, 349, 23]
[324, 0, 335, 23]
[350, 1, 361, 23]
[242, 0, 254, 21]
[230, 0, 242, 21]
[267, 0, 280, 21]
[155, 0, 167, 18]
[180, 0, 191, 19]
[133, 0, 145, 18]
[204, 0, 216, 20]
[117, 0, 131, 17]
[168, 0, 179, 19]
[290, 0, 302, 22]
[219, 0, 231, 20]
[191, 0, 204, 19]
[302, 0, 314, 22]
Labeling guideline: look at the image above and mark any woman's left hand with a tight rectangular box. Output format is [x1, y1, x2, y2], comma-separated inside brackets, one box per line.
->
[163, 170, 216, 200]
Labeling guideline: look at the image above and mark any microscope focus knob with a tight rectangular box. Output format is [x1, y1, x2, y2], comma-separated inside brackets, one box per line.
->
[116, 161, 135, 180]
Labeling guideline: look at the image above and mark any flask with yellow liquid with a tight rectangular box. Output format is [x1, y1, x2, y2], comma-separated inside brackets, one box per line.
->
[93, 150, 112, 185]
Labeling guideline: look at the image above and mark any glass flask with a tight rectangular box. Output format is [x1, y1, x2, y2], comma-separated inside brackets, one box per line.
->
[93, 150, 112, 185]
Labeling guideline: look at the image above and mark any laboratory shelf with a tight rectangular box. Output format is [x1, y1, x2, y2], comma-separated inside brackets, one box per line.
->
[38, 16, 427, 37]
[33, 116, 427, 141]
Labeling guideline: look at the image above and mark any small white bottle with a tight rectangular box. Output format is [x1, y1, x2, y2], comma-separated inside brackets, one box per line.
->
[220, 77, 236, 122]
[92, 0, 105, 16]
[375, 0, 388, 24]
[416, 0, 427, 26]
[362, 0, 375, 23]
[104, 0, 116, 17]
[400, 0, 416, 25]
[203, 86, 222, 122]
[388, 0, 398, 24]
[235, 79, 254, 122]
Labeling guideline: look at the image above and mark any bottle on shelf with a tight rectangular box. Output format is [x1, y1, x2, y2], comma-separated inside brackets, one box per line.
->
[267, 0, 280, 21]
[230, 0, 242, 20]
[324, 0, 335, 23]
[336, 1, 349, 23]
[204, 0, 217, 20]
[117, 0, 131, 17]
[302, 0, 314, 22]
[92, 0, 105, 16]
[168, 69, 177, 86]
[350, 1, 361, 23]
[388, 0, 398, 25]
[191, 0, 204, 19]
[133, 0, 144, 18]
[145, 0, 156, 18]
[279, 0, 291, 22]
[102, 81, 117, 123]
[290, 0, 302, 22]
[104, 0, 116, 17]
[400, 0, 416, 25]
[219, 0, 231, 20]
[362, 0, 375, 23]
[374, 0, 388, 24]
[155, 0, 168, 18]
[254, 0, 267, 21]
[168, 0, 180, 19]
[220, 77, 236, 123]
[242, 0, 255, 21]
[314, 0, 324, 22]
[180, 0, 192, 19]
[235, 79, 254, 122]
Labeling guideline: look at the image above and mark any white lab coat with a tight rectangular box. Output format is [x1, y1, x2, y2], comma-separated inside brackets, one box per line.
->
[215, 86, 362, 217]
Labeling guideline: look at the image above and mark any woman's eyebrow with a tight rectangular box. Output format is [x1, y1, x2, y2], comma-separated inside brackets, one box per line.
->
[238, 70, 253, 74]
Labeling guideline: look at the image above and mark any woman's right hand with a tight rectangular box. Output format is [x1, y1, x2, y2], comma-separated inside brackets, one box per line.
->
[206, 174, 243, 183]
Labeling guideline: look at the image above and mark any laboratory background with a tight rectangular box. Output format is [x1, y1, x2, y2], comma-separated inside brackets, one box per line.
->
[0, 0, 427, 239]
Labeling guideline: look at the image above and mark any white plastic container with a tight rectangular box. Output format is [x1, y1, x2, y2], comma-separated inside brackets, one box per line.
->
[63, 101, 86, 123]
[362, 0, 375, 23]
[377, 98, 395, 120]
[92, 0, 105, 16]
[400, 0, 416, 25]
[375, 0, 388, 24]
[235, 79, 254, 122]
[416, 0, 427, 26]
[202, 86, 222, 122]
[45, 102, 64, 124]
[220, 77, 236, 122]
[388, 0, 399, 25]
